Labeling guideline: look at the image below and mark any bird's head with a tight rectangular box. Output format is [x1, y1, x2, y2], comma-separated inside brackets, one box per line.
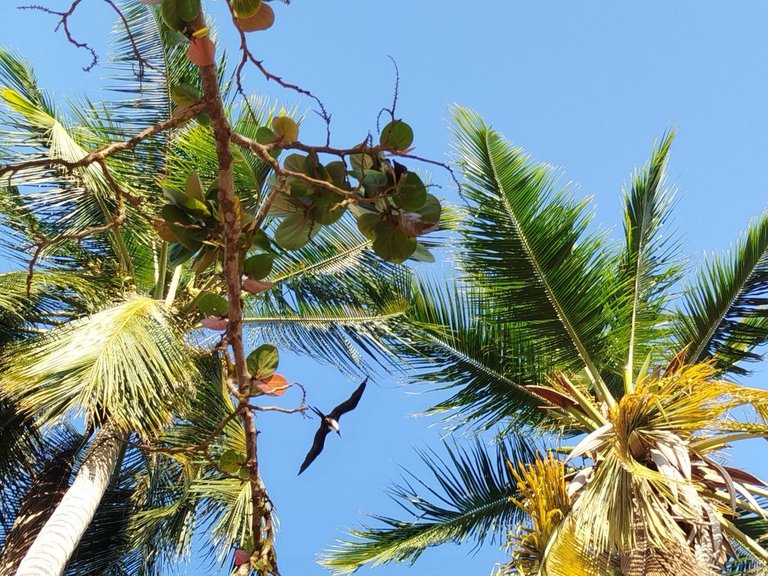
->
[327, 417, 340, 435]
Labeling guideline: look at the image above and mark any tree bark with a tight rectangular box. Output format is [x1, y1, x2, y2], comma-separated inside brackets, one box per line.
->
[0, 439, 80, 575]
[13, 427, 122, 576]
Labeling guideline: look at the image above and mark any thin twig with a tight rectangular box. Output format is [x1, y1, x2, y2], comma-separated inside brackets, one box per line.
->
[19, 1, 97, 71]
[223, 0, 332, 145]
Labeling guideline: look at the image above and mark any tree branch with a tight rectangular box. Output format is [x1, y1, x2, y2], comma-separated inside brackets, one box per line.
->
[0, 102, 205, 183]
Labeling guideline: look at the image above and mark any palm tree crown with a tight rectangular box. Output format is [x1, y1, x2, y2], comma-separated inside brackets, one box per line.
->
[323, 108, 768, 575]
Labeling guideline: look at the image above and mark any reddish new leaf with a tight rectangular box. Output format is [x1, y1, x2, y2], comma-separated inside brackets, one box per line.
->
[188, 36, 215, 67]
[252, 374, 290, 396]
[201, 316, 228, 331]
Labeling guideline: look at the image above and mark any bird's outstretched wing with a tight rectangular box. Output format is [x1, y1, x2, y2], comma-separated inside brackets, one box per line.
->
[328, 377, 368, 421]
[298, 424, 330, 475]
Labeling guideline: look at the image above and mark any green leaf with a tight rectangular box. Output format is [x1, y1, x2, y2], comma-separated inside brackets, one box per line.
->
[275, 212, 320, 250]
[286, 177, 313, 198]
[243, 253, 274, 280]
[380, 120, 414, 150]
[350, 153, 374, 173]
[362, 170, 388, 195]
[316, 203, 346, 226]
[161, 204, 192, 225]
[232, 0, 263, 18]
[272, 116, 299, 142]
[246, 344, 279, 379]
[410, 243, 435, 263]
[394, 172, 427, 211]
[163, 186, 210, 218]
[185, 172, 205, 201]
[372, 220, 417, 264]
[252, 229, 272, 251]
[169, 224, 204, 251]
[160, 0, 186, 31]
[171, 83, 201, 107]
[219, 449, 244, 474]
[356, 213, 380, 240]
[326, 161, 348, 187]
[197, 292, 228, 317]
[177, 0, 200, 21]
[256, 126, 276, 144]
[283, 153, 307, 174]
[415, 193, 441, 225]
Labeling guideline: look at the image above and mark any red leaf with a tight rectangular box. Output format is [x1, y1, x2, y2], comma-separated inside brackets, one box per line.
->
[233, 549, 250, 566]
[188, 36, 215, 67]
[526, 385, 579, 409]
[252, 374, 290, 396]
[243, 278, 274, 294]
[235, 3, 275, 32]
[201, 316, 228, 331]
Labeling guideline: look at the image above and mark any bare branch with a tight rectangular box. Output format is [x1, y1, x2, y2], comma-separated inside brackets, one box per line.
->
[0, 102, 206, 183]
[223, 0, 332, 145]
[376, 56, 400, 132]
[19, 1, 97, 71]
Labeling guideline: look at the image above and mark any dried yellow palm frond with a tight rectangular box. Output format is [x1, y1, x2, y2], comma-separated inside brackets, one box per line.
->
[619, 362, 735, 439]
[540, 516, 618, 576]
[506, 454, 616, 575]
[506, 453, 571, 574]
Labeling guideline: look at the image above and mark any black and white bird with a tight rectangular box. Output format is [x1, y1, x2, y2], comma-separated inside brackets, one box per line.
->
[298, 377, 368, 475]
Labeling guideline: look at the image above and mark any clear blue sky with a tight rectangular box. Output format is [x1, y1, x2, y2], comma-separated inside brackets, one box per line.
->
[2, 1, 768, 575]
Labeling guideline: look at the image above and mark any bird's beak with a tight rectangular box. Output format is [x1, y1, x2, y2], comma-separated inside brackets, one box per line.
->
[336, 430, 342, 437]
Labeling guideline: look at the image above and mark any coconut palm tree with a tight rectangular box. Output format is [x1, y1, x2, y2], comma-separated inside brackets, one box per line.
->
[0, 2, 423, 573]
[322, 108, 768, 575]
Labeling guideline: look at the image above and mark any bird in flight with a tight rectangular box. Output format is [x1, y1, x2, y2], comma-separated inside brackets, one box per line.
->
[298, 377, 368, 475]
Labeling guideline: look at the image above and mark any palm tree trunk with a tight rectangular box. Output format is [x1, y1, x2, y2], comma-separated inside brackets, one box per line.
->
[0, 439, 80, 575]
[13, 427, 123, 576]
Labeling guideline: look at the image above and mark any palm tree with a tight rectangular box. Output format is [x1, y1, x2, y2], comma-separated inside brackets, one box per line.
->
[322, 108, 768, 575]
[0, 3, 422, 573]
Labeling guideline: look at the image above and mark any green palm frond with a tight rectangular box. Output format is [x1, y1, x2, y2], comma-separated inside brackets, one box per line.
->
[105, 1, 198, 135]
[243, 222, 414, 373]
[124, 452, 199, 576]
[610, 131, 681, 388]
[451, 106, 616, 401]
[321, 438, 537, 574]
[0, 398, 41, 522]
[124, 357, 244, 574]
[231, 96, 280, 211]
[267, 216, 382, 285]
[0, 50, 133, 273]
[0, 296, 198, 437]
[243, 296, 409, 376]
[390, 277, 546, 429]
[194, 477, 254, 562]
[159, 354, 244, 454]
[0, 185, 46, 259]
[0, 269, 102, 332]
[673, 211, 768, 375]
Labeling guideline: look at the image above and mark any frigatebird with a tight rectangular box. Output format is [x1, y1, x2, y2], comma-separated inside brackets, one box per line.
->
[298, 377, 368, 475]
